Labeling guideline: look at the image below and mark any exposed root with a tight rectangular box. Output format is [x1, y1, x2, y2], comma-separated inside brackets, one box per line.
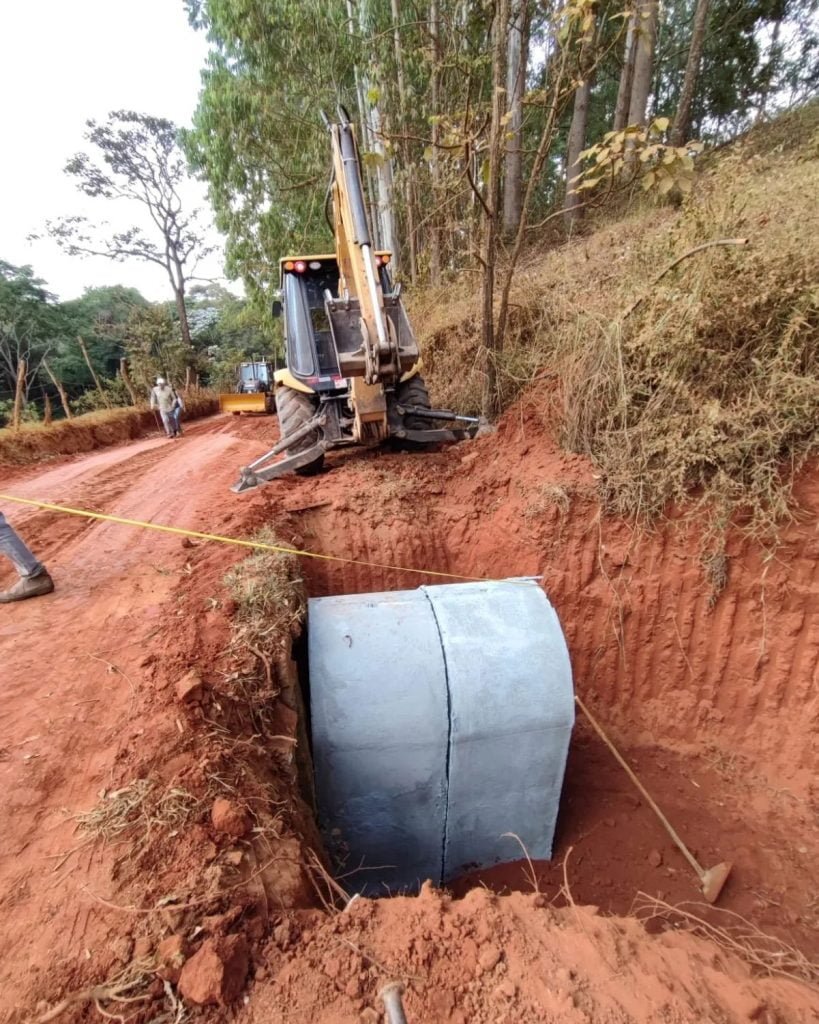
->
[635, 893, 819, 992]
[35, 958, 157, 1023]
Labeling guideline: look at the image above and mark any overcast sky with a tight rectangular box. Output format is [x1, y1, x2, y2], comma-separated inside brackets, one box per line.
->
[1, 0, 230, 302]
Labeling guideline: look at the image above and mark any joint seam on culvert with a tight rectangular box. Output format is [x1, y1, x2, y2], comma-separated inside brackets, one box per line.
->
[423, 586, 452, 887]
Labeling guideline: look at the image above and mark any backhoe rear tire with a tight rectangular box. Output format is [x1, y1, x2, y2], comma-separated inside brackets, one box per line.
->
[275, 385, 325, 476]
[395, 374, 432, 430]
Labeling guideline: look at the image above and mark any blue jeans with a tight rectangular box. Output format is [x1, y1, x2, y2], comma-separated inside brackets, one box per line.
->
[0, 512, 44, 578]
[157, 410, 175, 436]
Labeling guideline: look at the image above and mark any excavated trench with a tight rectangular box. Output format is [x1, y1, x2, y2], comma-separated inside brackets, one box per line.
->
[272, 442, 819, 958]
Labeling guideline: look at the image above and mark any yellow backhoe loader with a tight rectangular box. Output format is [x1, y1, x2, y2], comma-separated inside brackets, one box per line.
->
[232, 107, 481, 493]
[219, 360, 276, 416]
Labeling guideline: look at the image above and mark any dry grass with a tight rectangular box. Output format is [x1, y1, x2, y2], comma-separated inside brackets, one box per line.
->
[414, 102, 819, 540]
[0, 392, 219, 467]
[523, 483, 572, 519]
[223, 527, 306, 652]
[635, 893, 819, 992]
[76, 780, 199, 846]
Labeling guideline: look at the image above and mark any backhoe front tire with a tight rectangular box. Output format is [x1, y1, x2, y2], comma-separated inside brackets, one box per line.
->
[275, 385, 325, 476]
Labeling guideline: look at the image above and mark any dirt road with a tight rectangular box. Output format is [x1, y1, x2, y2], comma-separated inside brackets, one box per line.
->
[0, 415, 275, 1016]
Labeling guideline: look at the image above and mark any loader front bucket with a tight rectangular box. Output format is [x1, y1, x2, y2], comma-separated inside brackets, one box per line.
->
[219, 392, 272, 415]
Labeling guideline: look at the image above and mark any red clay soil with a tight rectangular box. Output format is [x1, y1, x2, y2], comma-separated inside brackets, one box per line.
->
[1, 407, 817, 1022]
[246, 884, 818, 1023]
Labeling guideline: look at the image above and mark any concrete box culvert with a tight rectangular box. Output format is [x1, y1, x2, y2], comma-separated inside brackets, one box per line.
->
[308, 579, 574, 894]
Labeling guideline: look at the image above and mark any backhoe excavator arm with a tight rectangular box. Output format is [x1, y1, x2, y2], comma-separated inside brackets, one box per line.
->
[324, 109, 418, 442]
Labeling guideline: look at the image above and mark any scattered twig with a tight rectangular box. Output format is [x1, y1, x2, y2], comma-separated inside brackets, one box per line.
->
[501, 831, 540, 894]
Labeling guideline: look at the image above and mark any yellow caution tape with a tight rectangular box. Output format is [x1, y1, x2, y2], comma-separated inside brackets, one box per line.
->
[0, 491, 494, 584]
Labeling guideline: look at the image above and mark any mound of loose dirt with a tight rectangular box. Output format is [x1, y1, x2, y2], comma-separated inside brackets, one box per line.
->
[247, 884, 818, 1023]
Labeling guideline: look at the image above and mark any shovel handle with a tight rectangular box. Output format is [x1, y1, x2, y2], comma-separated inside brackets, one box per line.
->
[574, 694, 705, 880]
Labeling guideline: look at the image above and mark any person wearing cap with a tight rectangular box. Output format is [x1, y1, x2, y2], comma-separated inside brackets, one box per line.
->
[150, 377, 178, 438]
[0, 512, 55, 603]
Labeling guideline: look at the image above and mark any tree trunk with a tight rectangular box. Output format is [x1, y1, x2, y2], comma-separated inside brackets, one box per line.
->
[78, 336, 111, 408]
[495, 34, 573, 356]
[564, 12, 596, 229]
[43, 393, 53, 426]
[428, 0, 442, 284]
[12, 358, 26, 430]
[627, 0, 659, 128]
[502, 0, 530, 238]
[171, 279, 193, 350]
[43, 360, 72, 419]
[481, 0, 510, 419]
[368, 99, 398, 263]
[391, 0, 419, 283]
[614, 7, 638, 131]
[119, 357, 139, 406]
[670, 0, 711, 146]
[757, 13, 783, 121]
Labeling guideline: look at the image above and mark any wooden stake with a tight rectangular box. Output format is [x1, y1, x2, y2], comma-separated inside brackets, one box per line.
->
[78, 336, 111, 408]
[12, 358, 26, 429]
[44, 392, 53, 426]
[43, 360, 73, 420]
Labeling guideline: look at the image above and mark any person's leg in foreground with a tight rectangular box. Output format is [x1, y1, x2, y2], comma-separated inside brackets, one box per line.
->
[0, 512, 55, 603]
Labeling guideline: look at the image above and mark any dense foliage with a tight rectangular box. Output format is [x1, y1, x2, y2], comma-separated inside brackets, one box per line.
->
[0, 258, 272, 427]
[184, 0, 818, 300]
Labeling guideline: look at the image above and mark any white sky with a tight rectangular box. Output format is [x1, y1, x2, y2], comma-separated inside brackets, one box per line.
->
[1, 0, 230, 302]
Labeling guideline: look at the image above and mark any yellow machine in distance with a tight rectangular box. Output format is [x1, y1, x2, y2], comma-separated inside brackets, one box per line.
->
[219, 360, 276, 416]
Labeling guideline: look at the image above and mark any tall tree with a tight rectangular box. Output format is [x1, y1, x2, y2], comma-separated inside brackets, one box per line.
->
[390, 0, 419, 281]
[627, 0, 659, 126]
[564, 6, 598, 228]
[613, 6, 638, 130]
[502, 0, 531, 238]
[47, 111, 213, 351]
[670, 0, 712, 145]
[428, 0, 443, 283]
[481, 0, 511, 417]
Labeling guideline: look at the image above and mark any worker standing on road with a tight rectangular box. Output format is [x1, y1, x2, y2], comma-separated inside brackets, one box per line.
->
[150, 377, 177, 439]
[0, 512, 54, 603]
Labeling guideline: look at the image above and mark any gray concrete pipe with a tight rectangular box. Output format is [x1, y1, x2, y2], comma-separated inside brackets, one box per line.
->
[308, 579, 574, 895]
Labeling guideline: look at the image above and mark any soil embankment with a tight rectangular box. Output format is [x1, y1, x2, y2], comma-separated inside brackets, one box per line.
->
[1, 410, 816, 1021]
[0, 394, 219, 468]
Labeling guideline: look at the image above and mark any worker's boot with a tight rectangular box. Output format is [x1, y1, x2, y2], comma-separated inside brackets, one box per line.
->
[0, 571, 55, 604]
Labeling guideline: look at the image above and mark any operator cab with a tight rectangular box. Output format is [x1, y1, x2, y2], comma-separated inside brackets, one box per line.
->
[274, 253, 394, 392]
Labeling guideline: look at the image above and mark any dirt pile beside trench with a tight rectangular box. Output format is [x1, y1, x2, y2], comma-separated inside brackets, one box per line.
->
[247, 885, 817, 1023]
